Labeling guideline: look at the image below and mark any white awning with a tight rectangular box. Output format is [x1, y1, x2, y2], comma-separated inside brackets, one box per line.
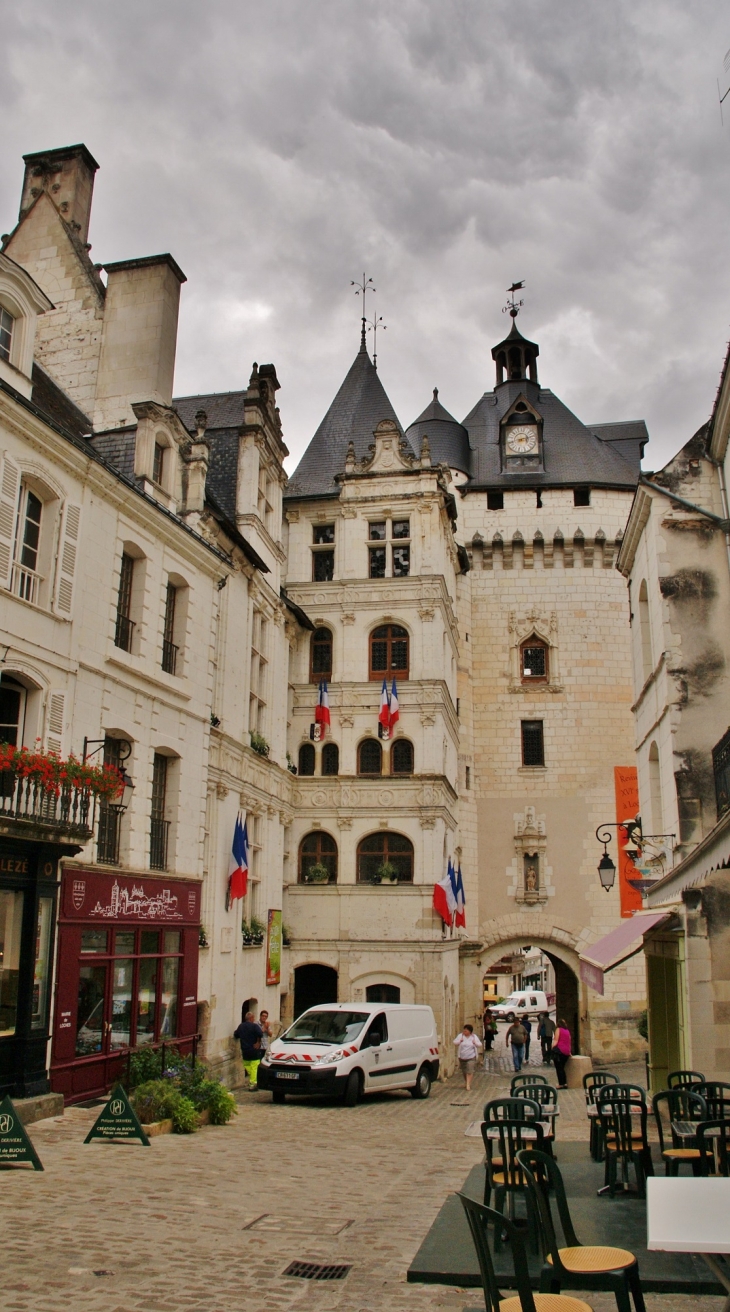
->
[579, 912, 671, 995]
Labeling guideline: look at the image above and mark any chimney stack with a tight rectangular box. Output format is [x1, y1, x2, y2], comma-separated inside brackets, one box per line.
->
[20, 144, 99, 244]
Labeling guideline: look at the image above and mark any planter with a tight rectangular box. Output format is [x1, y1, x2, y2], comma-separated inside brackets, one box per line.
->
[140, 1109, 210, 1136]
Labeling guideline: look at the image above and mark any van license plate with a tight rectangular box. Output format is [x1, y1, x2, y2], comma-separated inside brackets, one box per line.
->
[277, 1071, 300, 1080]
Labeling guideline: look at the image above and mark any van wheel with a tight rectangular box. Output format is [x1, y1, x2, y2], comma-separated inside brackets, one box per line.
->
[272, 1090, 286, 1104]
[506, 1012, 515, 1023]
[343, 1071, 361, 1107]
[411, 1065, 432, 1099]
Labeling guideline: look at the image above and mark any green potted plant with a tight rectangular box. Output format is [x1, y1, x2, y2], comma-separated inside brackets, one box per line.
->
[305, 861, 330, 884]
[249, 730, 270, 758]
[375, 860, 399, 884]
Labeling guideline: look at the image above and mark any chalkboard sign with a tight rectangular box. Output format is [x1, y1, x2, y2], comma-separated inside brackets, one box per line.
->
[0, 1096, 44, 1170]
[84, 1084, 150, 1146]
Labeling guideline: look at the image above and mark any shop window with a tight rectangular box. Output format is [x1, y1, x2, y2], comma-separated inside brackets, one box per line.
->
[298, 742, 315, 776]
[521, 639, 548, 682]
[149, 753, 170, 871]
[162, 582, 178, 675]
[312, 523, 335, 582]
[322, 742, 339, 775]
[358, 739, 382, 776]
[298, 831, 338, 883]
[369, 624, 409, 681]
[521, 720, 545, 767]
[310, 627, 333, 683]
[391, 739, 414, 775]
[115, 552, 136, 652]
[357, 832, 414, 883]
[73, 926, 183, 1056]
[0, 306, 13, 362]
[0, 890, 24, 1035]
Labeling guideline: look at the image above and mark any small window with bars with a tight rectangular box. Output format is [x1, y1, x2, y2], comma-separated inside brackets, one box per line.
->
[521, 640, 548, 681]
[312, 523, 335, 581]
[521, 720, 545, 768]
[0, 307, 13, 363]
[97, 736, 123, 865]
[358, 738, 382, 776]
[310, 628, 332, 682]
[162, 582, 178, 675]
[391, 739, 414, 775]
[115, 552, 136, 652]
[322, 742, 339, 775]
[369, 624, 409, 680]
[298, 742, 315, 776]
[153, 442, 166, 487]
[150, 753, 170, 871]
[249, 609, 268, 735]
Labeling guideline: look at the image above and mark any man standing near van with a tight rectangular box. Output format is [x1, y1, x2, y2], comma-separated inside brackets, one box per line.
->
[234, 1011, 263, 1090]
[505, 1019, 528, 1071]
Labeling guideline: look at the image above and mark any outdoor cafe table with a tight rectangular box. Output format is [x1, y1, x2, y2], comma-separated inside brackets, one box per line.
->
[647, 1177, 730, 1310]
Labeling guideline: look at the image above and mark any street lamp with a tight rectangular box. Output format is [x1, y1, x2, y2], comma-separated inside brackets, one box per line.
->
[113, 767, 135, 814]
[597, 850, 617, 892]
[595, 817, 676, 894]
[83, 736, 134, 812]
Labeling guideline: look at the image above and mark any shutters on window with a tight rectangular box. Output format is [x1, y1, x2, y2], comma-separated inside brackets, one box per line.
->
[55, 503, 81, 614]
[0, 454, 20, 589]
[46, 692, 65, 755]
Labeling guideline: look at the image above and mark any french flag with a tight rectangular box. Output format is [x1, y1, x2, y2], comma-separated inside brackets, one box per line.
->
[228, 814, 249, 906]
[454, 864, 466, 928]
[315, 680, 330, 731]
[433, 858, 457, 925]
[389, 678, 399, 729]
[378, 679, 390, 736]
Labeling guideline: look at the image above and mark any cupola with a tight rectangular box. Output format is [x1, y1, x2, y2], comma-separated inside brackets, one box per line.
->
[491, 318, 540, 386]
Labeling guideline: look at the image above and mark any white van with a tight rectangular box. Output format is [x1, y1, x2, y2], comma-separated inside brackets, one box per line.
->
[257, 1002, 440, 1105]
[490, 990, 552, 1022]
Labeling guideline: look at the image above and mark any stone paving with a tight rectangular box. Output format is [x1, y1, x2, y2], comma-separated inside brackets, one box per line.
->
[1, 1063, 723, 1312]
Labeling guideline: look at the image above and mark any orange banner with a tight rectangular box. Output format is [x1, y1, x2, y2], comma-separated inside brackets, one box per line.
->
[614, 766, 643, 917]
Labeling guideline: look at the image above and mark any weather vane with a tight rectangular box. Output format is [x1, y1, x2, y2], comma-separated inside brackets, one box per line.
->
[351, 273, 375, 346]
[503, 281, 525, 319]
[366, 312, 386, 369]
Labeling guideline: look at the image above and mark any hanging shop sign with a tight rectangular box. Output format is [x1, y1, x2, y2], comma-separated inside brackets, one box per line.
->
[266, 909, 282, 986]
[61, 870, 201, 924]
[0, 1097, 44, 1170]
[614, 766, 643, 918]
[84, 1084, 150, 1146]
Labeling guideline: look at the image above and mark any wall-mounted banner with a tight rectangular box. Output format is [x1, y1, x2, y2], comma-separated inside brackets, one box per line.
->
[266, 909, 282, 986]
[614, 766, 643, 918]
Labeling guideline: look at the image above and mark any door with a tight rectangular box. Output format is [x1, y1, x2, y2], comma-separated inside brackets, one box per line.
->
[361, 1013, 396, 1089]
[647, 953, 683, 1094]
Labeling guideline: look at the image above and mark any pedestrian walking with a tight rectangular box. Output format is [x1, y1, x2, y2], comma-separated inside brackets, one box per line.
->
[522, 1015, 532, 1064]
[482, 1006, 497, 1051]
[234, 1011, 264, 1090]
[505, 1019, 528, 1071]
[454, 1024, 483, 1091]
[538, 1012, 556, 1064]
[552, 1017, 572, 1088]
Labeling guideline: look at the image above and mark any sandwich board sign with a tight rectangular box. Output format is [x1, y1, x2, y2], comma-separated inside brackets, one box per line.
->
[84, 1084, 150, 1146]
[0, 1096, 44, 1170]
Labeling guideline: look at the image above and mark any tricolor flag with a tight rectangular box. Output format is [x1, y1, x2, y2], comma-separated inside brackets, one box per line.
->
[227, 813, 249, 907]
[454, 864, 466, 928]
[389, 678, 399, 729]
[315, 680, 330, 732]
[433, 858, 457, 925]
[378, 679, 390, 737]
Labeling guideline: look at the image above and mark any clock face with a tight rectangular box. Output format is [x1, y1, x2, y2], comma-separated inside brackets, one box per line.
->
[506, 424, 538, 454]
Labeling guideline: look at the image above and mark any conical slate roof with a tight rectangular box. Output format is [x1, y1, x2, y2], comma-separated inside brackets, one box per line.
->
[405, 388, 472, 476]
[285, 337, 410, 498]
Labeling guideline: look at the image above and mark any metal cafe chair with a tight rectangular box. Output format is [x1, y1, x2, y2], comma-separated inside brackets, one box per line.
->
[666, 1069, 705, 1089]
[511, 1072, 549, 1092]
[458, 1191, 594, 1312]
[513, 1083, 559, 1157]
[652, 1088, 707, 1175]
[598, 1095, 654, 1198]
[482, 1098, 541, 1205]
[697, 1120, 730, 1177]
[584, 1072, 620, 1161]
[695, 1081, 730, 1121]
[517, 1148, 647, 1312]
[481, 1118, 545, 1251]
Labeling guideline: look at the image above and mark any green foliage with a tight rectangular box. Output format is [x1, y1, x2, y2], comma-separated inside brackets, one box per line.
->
[131, 1079, 183, 1124]
[171, 1096, 199, 1134]
[637, 1009, 648, 1041]
[249, 730, 270, 757]
[242, 916, 266, 945]
[203, 1081, 238, 1125]
[127, 1045, 184, 1089]
[129, 1056, 236, 1131]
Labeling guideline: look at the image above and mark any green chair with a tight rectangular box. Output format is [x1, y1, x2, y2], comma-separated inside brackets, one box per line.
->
[482, 1098, 541, 1205]
[697, 1120, 730, 1177]
[667, 1069, 704, 1089]
[652, 1089, 706, 1176]
[598, 1094, 653, 1198]
[695, 1081, 730, 1121]
[458, 1191, 593, 1312]
[511, 1072, 549, 1092]
[517, 1147, 647, 1312]
[584, 1072, 619, 1161]
[513, 1083, 558, 1157]
[481, 1117, 544, 1250]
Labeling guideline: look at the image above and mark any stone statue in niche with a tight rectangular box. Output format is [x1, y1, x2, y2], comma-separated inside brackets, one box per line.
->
[524, 855, 539, 893]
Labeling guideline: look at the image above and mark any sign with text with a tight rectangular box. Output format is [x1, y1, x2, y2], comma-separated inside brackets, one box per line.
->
[84, 1084, 150, 1146]
[614, 766, 643, 917]
[61, 869, 201, 926]
[266, 909, 282, 986]
[0, 1097, 44, 1170]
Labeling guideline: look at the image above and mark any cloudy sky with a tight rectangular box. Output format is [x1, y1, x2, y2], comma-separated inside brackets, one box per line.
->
[2, 0, 729, 471]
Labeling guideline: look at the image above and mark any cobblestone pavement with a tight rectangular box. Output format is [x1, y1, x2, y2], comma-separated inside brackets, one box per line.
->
[1, 1065, 723, 1312]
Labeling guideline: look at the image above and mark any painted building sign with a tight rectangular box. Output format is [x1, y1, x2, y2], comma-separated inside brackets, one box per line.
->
[61, 869, 201, 924]
[614, 766, 643, 918]
[266, 909, 282, 986]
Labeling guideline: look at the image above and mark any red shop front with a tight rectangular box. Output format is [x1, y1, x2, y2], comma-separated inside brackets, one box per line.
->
[51, 868, 201, 1102]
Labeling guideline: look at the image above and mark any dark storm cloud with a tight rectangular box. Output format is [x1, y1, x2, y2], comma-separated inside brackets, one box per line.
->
[1, 0, 729, 469]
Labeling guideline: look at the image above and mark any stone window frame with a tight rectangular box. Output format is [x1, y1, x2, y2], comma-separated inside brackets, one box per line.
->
[508, 610, 563, 694]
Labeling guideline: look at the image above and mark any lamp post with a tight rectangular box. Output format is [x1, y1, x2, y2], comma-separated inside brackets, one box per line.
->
[83, 736, 134, 813]
[595, 817, 676, 894]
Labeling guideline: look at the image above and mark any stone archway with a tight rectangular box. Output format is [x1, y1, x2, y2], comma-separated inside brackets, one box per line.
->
[479, 916, 583, 1054]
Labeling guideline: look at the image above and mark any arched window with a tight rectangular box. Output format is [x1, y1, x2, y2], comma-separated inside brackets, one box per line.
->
[520, 638, 548, 682]
[366, 984, 401, 1003]
[299, 832, 338, 884]
[369, 624, 409, 681]
[358, 739, 382, 776]
[310, 627, 333, 683]
[322, 742, 339, 776]
[357, 832, 414, 883]
[298, 742, 315, 776]
[391, 739, 414, 775]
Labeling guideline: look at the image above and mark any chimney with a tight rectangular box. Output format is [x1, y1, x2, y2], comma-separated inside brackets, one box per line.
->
[20, 144, 99, 244]
[93, 254, 187, 430]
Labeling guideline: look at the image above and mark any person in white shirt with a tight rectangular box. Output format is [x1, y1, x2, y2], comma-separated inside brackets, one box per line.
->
[453, 1024, 483, 1091]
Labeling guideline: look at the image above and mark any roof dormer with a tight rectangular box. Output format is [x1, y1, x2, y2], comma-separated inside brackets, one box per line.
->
[0, 252, 53, 399]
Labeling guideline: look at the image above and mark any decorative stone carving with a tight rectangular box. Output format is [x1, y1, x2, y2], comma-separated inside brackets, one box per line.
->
[507, 806, 554, 905]
[507, 610, 563, 693]
[215, 783, 229, 800]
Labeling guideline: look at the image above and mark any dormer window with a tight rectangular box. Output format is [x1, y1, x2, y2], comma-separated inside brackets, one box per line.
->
[501, 399, 542, 471]
[0, 307, 13, 363]
[153, 442, 166, 487]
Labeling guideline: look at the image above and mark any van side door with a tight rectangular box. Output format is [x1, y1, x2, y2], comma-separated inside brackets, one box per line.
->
[360, 1013, 393, 1089]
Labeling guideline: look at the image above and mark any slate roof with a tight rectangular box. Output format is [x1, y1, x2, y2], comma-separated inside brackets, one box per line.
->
[405, 389, 472, 476]
[91, 427, 137, 482]
[31, 363, 92, 442]
[462, 380, 641, 489]
[173, 389, 247, 522]
[285, 338, 409, 499]
[174, 390, 246, 432]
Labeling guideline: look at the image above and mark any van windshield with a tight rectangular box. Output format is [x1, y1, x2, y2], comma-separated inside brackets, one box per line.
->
[281, 1010, 369, 1045]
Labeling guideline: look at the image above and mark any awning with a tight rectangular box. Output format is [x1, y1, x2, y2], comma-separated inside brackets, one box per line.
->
[579, 912, 671, 995]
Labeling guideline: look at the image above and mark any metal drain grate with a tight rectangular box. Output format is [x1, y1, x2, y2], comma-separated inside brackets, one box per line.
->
[282, 1261, 352, 1281]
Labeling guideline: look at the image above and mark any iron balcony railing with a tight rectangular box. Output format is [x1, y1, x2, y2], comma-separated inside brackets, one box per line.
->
[161, 637, 178, 676]
[0, 773, 94, 839]
[149, 817, 170, 871]
[713, 726, 730, 820]
[114, 613, 136, 652]
[97, 803, 121, 865]
[11, 562, 43, 605]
